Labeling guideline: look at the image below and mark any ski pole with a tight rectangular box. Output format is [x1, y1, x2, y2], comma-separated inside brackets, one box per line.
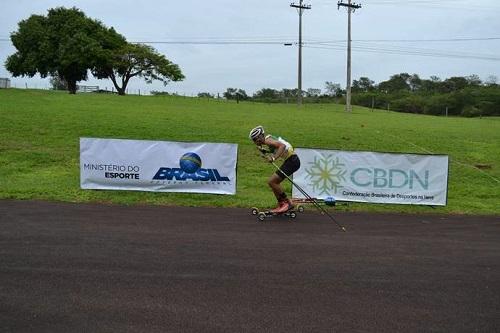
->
[269, 159, 347, 232]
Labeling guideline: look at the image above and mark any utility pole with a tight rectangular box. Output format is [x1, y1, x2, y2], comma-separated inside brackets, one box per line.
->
[338, 0, 361, 112]
[290, 0, 311, 106]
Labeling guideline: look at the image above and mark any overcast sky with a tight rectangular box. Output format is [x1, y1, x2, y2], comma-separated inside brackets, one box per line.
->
[1, 0, 499, 95]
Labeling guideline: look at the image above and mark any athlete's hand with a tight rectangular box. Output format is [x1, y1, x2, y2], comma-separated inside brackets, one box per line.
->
[257, 146, 268, 154]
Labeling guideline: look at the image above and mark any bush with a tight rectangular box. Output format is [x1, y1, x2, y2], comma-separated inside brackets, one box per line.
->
[197, 92, 214, 98]
[477, 101, 499, 116]
[391, 95, 426, 114]
[461, 105, 482, 117]
[472, 87, 500, 116]
[424, 94, 455, 116]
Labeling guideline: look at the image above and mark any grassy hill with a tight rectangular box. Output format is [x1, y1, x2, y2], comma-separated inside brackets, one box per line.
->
[1, 88, 499, 214]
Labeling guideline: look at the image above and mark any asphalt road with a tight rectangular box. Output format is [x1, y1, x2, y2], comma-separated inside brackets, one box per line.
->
[1, 200, 499, 332]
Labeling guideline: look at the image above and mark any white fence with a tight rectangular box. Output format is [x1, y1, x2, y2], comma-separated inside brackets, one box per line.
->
[76, 85, 99, 93]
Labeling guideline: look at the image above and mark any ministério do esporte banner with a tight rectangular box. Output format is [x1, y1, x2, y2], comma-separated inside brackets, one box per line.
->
[292, 148, 449, 206]
[80, 138, 237, 195]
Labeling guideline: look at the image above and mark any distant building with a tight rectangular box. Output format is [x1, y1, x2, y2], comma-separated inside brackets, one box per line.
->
[0, 78, 11, 88]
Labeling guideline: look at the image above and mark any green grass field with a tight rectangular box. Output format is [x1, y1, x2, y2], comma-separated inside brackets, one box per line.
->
[1, 88, 499, 214]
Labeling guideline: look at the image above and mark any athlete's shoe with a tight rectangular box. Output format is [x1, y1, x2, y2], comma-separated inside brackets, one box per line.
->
[272, 201, 292, 214]
[270, 201, 286, 214]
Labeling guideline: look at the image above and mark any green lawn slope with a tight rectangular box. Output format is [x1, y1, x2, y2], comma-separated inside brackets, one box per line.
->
[1, 89, 499, 214]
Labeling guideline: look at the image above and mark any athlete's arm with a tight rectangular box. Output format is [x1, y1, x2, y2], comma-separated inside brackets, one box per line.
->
[264, 137, 286, 162]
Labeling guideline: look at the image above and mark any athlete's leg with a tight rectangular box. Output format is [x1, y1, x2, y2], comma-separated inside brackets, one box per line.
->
[268, 173, 285, 201]
[269, 156, 300, 209]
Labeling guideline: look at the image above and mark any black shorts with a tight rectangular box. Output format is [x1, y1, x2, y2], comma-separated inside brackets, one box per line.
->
[275, 154, 301, 180]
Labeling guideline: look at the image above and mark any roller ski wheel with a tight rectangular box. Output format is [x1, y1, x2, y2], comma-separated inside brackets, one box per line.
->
[258, 212, 266, 221]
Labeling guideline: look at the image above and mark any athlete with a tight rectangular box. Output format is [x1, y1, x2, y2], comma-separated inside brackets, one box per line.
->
[249, 125, 301, 213]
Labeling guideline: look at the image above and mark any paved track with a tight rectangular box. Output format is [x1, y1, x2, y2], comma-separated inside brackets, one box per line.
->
[1, 200, 499, 332]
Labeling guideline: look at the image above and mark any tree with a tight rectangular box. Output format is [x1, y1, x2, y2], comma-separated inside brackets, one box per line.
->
[253, 88, 280, 101]
[223, 88, 237, 99]
[409, 74, 422, 92]
[223, 88, 248, 103]
[352, 77, 374, 93]
[92, 43, 184, 95]
[466, 74, 482, 87]
[442, 76, 469, 92]
[324, 81, 344, 97]
[485, 75, 498, 87]
[306, 88, 321, 97]
[378, 73, 411, 93]
[197, 92, 214, 98]
[420, 79, 437, 93]
[281, 88, 299, 98]
[6, 7, 125, 94]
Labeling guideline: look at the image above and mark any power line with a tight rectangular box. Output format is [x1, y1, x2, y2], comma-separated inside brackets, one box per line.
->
[318, 40, 499, 56]
[369, 0, 462, 3]
[303, 44, 500, 61]
[317, 0, 500, 11]
[367, 0, 500, 11]
[319, 37, 500, 43]
[1, 37, 498, 61]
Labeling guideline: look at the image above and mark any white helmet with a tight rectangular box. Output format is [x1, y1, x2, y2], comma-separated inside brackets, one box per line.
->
[249, 126, 265, 140]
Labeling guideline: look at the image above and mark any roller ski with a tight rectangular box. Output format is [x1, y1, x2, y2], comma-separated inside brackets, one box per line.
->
[251, 201, 297, 222]
[291, 196, 337, 213]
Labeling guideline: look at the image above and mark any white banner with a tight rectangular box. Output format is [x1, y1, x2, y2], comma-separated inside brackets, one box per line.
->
[293, 148, 449, 206]
[80, 138, 237, 195]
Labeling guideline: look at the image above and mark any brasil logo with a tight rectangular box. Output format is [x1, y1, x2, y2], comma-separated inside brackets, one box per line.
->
[179, 152, 202, 173]
[153, 152, 230, 182]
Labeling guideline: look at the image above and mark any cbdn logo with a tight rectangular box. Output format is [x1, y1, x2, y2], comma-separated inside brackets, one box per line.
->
[306, 153, 429, 194]
[351, 168, 429, 189]
[153, 152, 230, 182]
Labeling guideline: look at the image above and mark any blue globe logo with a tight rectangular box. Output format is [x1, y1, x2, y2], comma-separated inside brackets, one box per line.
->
[179, 152, 202, 174]
[325, 196, 336, 206]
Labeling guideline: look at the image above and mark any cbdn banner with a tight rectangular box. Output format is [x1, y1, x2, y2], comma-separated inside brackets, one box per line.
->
[293, 148, 449, 206]
[80, 138, 237, 195]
